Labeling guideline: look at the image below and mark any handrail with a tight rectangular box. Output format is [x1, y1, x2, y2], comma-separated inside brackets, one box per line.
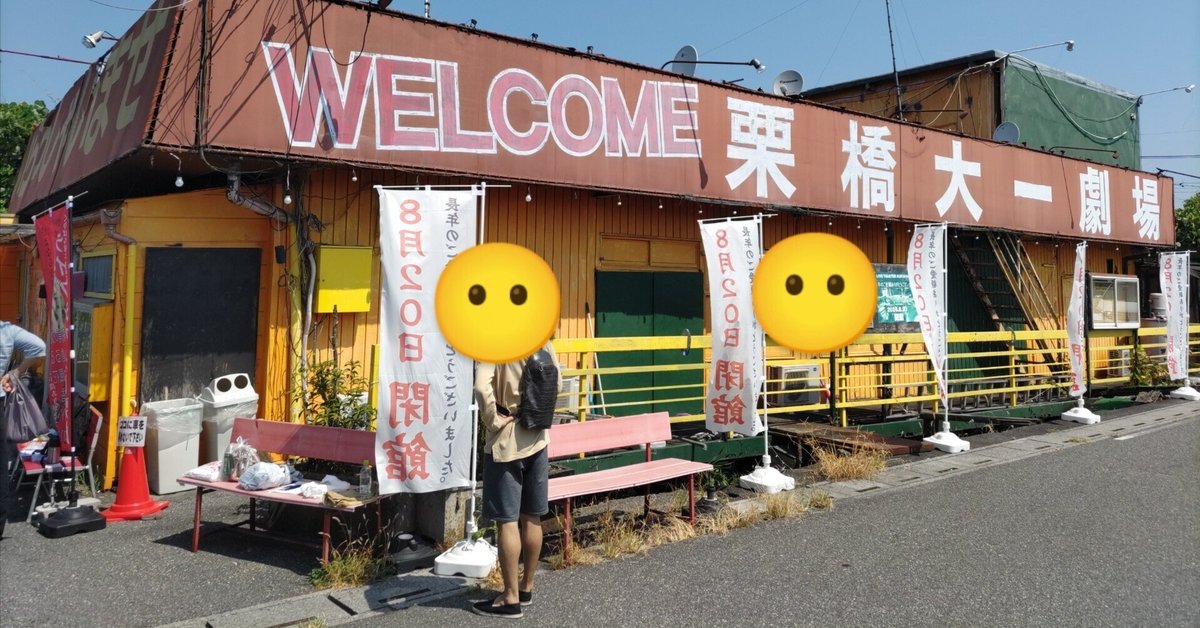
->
[551, 325, 1197, 425]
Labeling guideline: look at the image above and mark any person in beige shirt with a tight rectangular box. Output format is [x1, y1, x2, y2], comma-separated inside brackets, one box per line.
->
[472, 343, 560, 618]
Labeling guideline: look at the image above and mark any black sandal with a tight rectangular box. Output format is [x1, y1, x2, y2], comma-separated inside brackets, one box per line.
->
[472, 599, 523, 619]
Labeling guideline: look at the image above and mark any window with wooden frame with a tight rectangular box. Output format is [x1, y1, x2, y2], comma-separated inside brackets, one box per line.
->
[80, 251, 115, 299]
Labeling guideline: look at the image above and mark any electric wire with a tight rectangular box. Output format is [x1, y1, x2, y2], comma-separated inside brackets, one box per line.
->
[701, 0, 815, 57]
[84, 0, 191, 11]
[814, 0, 863, 88]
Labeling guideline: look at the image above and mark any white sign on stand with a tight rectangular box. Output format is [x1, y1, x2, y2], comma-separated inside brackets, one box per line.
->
[117, 416, 148, 448]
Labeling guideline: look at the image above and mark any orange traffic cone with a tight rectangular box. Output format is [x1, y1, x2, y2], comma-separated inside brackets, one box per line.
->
[102, 447, 169, 521]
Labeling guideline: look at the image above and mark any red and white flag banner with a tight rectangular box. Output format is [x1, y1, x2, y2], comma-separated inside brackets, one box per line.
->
[1066, 242, 1088, 397]
[376, 187, 479, 494]
[1160, 251, 1190, 381]
[34, 202, 73, 450]
[907, 224, 948, 403]
[699, 217, 763, 436]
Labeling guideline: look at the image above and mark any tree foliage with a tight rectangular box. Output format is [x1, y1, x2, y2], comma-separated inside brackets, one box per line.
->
[0, 100, 49, 213]
[1173, 192, 1200, 252]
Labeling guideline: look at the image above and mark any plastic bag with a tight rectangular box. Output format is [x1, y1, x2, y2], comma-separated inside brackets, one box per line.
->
[224, 436, 260, 480]
[320, 474, 351, 491]
[5, 376, 49, 442]
[238, 462, 290, 490]
[184, 461, 223, 482]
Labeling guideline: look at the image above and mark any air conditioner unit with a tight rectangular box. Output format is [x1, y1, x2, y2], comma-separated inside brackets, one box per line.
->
[767, 365, 824, 408]
[555, 375, 581, 413]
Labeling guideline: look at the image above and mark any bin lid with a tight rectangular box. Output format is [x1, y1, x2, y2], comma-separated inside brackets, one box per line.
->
[198, 373, 259, 406]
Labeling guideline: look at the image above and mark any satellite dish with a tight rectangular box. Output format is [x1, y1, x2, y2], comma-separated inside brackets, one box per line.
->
[993, 121, 1020, 144]
[671, 45, 699, 77]
[772, 69, 804, 97]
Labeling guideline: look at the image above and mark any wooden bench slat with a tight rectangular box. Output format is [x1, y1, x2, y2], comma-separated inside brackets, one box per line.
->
[177, 477, 380, 512]
[547, 412, 672, 459]
[548, 458, 713, 501]
[229, 418, 375, 465]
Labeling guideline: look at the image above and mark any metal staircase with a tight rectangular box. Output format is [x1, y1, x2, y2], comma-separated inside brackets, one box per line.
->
[951, 231, 1064, 375]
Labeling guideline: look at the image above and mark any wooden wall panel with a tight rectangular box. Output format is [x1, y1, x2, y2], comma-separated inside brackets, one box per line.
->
[807, 67, 997, 139]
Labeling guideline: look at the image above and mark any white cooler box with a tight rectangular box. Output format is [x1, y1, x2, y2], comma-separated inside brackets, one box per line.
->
[198, 373, 259, 464]
[142, 398, 204, 495]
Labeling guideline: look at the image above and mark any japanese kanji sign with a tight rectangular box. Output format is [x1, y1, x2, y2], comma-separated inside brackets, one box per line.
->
[34, 202, 73, 450]
[1066, 243, 1088, 397]
[907, 224, 948, 403]
[14, 1, 1177, 247]
[699, 217, 763, 436]
[1159, 252, 1190, 381]
[377, 187, 479, 494]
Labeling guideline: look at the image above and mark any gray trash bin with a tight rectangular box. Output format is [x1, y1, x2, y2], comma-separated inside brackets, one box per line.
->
[198, 373, 259, 464]
[143, 398, 204, 495]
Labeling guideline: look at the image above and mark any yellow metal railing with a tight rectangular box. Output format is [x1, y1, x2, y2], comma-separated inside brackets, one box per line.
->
[552, 325, 1200, 427]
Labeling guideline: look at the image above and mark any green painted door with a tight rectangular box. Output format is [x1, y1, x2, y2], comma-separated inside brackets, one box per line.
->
[595, 271, 704, 417]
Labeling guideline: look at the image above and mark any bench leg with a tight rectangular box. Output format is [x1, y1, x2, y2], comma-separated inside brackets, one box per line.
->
[322, 511, 332, 563]
[644, 485, 650, 520]
[192, 487, 203, 553]
[688, 474, 696, 527]
[563, 497, 572, 563]
[249, 498, 256, 531]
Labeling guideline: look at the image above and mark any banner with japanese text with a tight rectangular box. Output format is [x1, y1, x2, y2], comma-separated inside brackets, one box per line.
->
[699, 217, 763, 436]
[377, 187, 479, 494]
[34, 203, 72, 450]
[1159, 251, 1190, 381]
[907, 224, 948, 403]
[1066, 242, 1088, 397]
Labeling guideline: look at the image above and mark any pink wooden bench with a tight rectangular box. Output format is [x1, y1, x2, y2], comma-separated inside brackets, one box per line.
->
[177, 418, 381, 563]
[547, 412, 713, 556]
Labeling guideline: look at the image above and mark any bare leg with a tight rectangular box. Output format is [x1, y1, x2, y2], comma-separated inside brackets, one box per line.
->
[518, 514, 542, 593]
[494, 520, 521, 606]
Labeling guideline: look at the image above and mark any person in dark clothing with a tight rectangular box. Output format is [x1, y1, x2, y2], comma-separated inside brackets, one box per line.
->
[1, 321, 47, 539]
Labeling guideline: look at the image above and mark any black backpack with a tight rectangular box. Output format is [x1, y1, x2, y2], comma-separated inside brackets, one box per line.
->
[516, 348, 559, 430]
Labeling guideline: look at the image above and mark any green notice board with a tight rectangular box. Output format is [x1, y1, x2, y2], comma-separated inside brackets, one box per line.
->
[870, 264, 920, 333]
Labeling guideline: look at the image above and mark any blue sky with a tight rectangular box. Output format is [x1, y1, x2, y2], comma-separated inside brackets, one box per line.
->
[2, 0, 1197, 203]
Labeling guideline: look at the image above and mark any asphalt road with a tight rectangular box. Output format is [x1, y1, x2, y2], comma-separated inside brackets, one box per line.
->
[357, 418, 1200, 627]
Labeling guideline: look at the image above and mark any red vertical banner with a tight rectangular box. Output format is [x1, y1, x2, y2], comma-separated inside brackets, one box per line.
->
[34, 203, 72, 450]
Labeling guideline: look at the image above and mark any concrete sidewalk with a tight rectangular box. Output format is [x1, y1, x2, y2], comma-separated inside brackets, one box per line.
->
[1, 398, 1194, 627]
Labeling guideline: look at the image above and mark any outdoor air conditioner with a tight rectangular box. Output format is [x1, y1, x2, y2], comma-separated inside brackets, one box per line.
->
[767, 365, 824, 408]
[555, 375, 581, 413]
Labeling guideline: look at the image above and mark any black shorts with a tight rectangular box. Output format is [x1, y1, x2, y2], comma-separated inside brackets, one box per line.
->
[482, 447, 549, 524]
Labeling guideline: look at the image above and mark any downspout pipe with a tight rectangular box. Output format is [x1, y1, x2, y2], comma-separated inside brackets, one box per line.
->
[226, 173, 291, 223]
[99, 207, 137, 489]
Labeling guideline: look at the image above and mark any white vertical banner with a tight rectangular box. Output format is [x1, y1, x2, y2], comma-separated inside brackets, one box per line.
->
[1066, 242, 1088, 397]
[699, 217, 763, 436]
[377, 187, 479, 494]
[907, 224, 948, 403]
[1160, 251, 1190, 381]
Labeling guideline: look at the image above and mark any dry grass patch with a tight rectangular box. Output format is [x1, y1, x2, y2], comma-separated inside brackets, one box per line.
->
[643, 514, 698, 547]
[807, 489, 833, 510]
[547, 545, 604, 569]
[813, 444, 888, 481]
[308, 537, 390, 589]
[594, 511, 650, 559]
[1066, 436, 1089, 444]
[760, 491, 806, 520]
[697, 505, 761, 535]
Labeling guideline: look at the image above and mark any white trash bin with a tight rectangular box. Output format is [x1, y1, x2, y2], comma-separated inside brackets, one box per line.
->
[143, 398, 204, 495]
[198, 373, 259, 464]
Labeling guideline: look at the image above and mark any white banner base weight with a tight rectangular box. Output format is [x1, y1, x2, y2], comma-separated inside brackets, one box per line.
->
[433, 538, 497, 579]
[1169, 385, 1200, 401]
[924, 431, 970, 454]
[1061, 405, 1101, 424]
[739, 465, 795, 494]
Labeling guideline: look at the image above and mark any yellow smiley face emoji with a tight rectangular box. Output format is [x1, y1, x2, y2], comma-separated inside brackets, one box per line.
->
[752, 233, 877, 354]
[436, 243, 560, 363]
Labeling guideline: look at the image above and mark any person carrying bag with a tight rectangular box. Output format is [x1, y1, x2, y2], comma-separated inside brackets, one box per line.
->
[1, 320, 47, 540]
